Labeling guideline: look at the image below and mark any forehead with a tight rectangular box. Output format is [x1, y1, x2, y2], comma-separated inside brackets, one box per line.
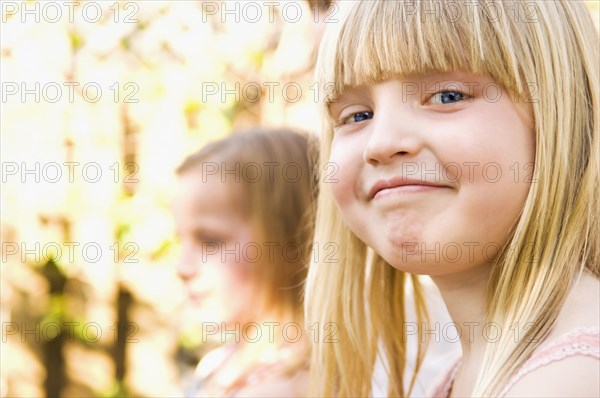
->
[173, 172, 246, 228]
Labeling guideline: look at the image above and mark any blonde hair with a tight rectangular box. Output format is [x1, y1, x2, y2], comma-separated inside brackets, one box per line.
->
[178, 128, 319, 324]
[305, 0, 599, 396]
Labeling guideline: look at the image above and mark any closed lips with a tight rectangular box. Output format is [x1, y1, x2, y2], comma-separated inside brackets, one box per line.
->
[368, 177, 450, 199]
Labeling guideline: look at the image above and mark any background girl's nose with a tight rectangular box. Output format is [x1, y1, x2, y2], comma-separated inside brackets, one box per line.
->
[176, 251, 198, 281]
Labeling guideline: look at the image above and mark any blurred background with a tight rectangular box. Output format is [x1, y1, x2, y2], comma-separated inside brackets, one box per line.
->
[1, 1, 598, 397]
[1, 0, 332, 396]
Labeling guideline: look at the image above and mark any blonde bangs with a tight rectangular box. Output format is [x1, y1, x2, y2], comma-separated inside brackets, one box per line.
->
[317, 0, 529, 114]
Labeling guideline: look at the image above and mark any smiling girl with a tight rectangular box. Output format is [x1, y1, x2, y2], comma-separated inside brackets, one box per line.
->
[305, 1, 599, 396]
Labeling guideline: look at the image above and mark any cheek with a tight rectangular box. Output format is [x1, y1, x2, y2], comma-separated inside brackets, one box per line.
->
[328, 137, 363, 209]
[209, 266, 253, 319]
[221, 239, 257, 317]
[446, 107, 534, 245]
[224, 267, 250, 292]
[477, 99, 535, 166]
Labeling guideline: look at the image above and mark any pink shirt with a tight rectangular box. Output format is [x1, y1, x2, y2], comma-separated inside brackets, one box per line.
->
[430, 327, 600, 397]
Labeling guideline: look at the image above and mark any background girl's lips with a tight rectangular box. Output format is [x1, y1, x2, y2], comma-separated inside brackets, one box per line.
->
[187, 291, 210, 303]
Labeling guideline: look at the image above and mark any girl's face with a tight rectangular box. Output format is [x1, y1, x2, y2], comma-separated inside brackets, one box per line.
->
[172, 171, 257, 324]
[329, 72, 535, 275]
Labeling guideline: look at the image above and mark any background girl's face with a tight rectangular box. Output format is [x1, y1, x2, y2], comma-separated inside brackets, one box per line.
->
[328, 72, 535, 275]
[172, 171, 257, 324]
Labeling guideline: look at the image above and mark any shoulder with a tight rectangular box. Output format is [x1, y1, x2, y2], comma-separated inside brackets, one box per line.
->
[195, 345, 233, 377]
[503, 354, 599, 397]
[536, 272, 599, 348]
[503, 272, 600, 397]
[548, 272, 599, 338]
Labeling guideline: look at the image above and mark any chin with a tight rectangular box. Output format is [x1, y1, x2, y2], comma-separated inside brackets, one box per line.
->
[377, 248, 443, 275]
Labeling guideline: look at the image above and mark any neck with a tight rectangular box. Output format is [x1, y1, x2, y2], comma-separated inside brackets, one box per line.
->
[231, 310, 305, 362]
[430, 264, 490, 360]
[223, 315, 307, 389]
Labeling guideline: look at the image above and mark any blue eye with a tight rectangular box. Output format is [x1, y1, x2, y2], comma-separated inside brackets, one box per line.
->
[343, 111, 373, 125]
[430, 91, 466, 104]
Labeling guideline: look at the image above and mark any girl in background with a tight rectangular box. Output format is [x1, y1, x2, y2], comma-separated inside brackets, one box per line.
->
[173, 128, 317, 397]
[305, 0, 599, 396]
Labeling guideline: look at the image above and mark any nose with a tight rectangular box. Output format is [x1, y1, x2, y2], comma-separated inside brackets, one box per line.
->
[362, 103, 424, 166]
[176, 243, 198, 282]
[176, 261, 197, 282]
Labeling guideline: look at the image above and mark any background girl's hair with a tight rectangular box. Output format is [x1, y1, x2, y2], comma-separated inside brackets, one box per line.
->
[305, 0, 599, 396]
[178, 128, 320, 323]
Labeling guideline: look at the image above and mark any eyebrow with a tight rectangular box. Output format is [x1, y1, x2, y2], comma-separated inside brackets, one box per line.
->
[188, 222, 228, 235]
[325, 94, 342, 116]
[327, 100, 348, 121]
[327, 86, 369, 116]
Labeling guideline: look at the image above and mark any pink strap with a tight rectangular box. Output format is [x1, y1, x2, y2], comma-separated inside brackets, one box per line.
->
[498, 327, 600, 397]
[429, 327, 599, 398]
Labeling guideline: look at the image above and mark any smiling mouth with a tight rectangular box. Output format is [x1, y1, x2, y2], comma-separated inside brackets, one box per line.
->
[187, 291, 209, 303]
[369, 177, 450, 200]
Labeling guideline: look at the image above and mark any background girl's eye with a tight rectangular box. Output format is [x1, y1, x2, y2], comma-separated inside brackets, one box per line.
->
[193, 232, 223, 246]
[430, 91, 466, 104]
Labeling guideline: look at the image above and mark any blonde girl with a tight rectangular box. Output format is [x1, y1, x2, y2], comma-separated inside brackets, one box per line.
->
[305, 0, 599, 396]
[173, 128, 317, 397]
